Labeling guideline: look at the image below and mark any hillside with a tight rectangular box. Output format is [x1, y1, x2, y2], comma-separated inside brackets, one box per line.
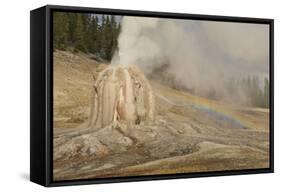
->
[53, 50, 269, 181]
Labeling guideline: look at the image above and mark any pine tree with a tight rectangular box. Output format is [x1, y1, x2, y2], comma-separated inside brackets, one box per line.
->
[110, 15, 118, 58]
[67, 13, 77, 47]
[93, 16, 102, 55]
[53, 12, 68, 49]
[74, 14, 87, 52]
[104, 16, 112, 60]
[81, 14, 91, 52]
[264, 77, 270, 108]
[87, 16, 98, 53]
[99, 15, 107, 59]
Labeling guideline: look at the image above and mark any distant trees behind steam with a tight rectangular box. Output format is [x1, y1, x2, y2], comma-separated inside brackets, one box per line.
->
[53, 12, 121, 61]
[150, 65, 269, 108]
[240, 76, 269, 108]
[211, 75, 269, 108]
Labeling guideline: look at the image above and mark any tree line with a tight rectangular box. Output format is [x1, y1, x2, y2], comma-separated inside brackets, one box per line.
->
[149, 63, 270, 108]
[244, 76, 269, 108]
[225, 75, 270, 108]
[53, 12, 121, 61]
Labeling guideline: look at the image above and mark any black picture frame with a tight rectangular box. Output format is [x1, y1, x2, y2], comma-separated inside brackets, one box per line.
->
[30, 5, 274, 187]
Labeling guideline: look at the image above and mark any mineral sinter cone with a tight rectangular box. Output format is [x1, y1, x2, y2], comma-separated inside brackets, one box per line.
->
[87, 65, 155, 129]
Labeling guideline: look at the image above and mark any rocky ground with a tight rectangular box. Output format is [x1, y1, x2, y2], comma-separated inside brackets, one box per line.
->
[53, 50, 270, 181]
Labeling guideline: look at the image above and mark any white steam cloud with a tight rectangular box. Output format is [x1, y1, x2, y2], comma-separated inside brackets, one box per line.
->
[111, 16, 269, 101]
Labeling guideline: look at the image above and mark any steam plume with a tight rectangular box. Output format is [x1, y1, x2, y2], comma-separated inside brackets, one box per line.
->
[111, 16, 269, 104]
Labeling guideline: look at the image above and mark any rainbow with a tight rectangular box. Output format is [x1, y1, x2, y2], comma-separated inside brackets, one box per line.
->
[155, 90, 258, 130]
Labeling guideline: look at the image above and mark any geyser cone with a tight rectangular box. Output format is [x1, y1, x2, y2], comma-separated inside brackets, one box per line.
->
[88, 65, 155, 129]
